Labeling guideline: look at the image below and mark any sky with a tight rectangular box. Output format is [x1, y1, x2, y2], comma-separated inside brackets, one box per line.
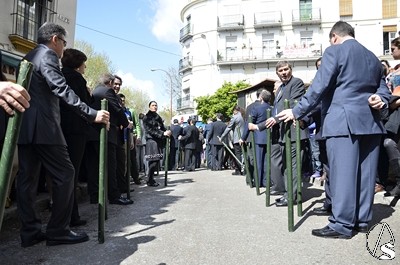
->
[74, 0, 186, 109]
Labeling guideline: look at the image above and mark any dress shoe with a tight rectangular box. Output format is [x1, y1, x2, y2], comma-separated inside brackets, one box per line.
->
[70, 219, 87, 227]
[21, 232, 46, 248]
[312, 206, 332, 215]
[133, 179, 142, 185]
[275, 196, 285, 203]
[355, 225, 369, 233]
[311, 226, 351, 239]
[109, 197, 134, 205]
[46, 230, 89, 246]
[147, 181, 160, 187]
[270, 190, 284, 196]
[275, 198, 296, 207]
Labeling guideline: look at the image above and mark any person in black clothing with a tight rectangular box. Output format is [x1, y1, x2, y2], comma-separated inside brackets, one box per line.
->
[60, 48, 91, 227]
[170, 119, 183, 170]
[143, 101, 171, 186]
[179, 118, 199, 171]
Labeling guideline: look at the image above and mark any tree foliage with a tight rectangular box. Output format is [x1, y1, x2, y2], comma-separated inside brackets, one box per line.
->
[195, 81, 250, 121]
[74, 40, 115, 90]
[119, 87, 151, 115]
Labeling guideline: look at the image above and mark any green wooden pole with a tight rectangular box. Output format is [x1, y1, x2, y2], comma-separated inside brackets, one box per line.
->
[295, 116, 303, 216]
[126, 130, 131, 200]
[249, 116, 260, 196]
[284, 100, 294, 232]
[237, 127, 251, 186]
[98, 99, 108, 244]
[0, 60, 33, 231]
[164, 126, 170, 186]
[265, 109, 272, 207]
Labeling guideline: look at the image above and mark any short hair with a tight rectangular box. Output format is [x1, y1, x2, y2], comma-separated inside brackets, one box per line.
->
[118, 93, 125, 99]
[149, 100, 157, 107]
[259, 90, 272, 103]
[173, 119, 179, 124]
[114, 74, 122, 85]
[329, 21, 355, 39]
[276, 61, 292, 71]
[37, 22, 67, 44]
[98, 73, 115, 86]
[256, 88, 267, 98]
[216, 113, 223, 120]
[391, 37, 400, 50]
[61, 48, 87, 69]
[315, 57, 322, 70]
[187, 118, 193, 124]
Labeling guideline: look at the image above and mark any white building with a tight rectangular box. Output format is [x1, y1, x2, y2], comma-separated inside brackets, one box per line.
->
[0, 0, 77, 81]
[178, 0, 400, 113]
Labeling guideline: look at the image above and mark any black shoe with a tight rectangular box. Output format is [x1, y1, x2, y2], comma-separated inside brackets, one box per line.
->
[21, 232, 46, 248]
[147, 181, 160, 187]
[355, 225, 369, 233]
[133, 179, 142, 185]
[312, 206, 332, 215]
[70, 219, 87, 227]
[276, 198, 290, 207]
[275, 196, 285, 203]
[46, 231, 89, 246]
[232, 171, 241, 176]
[270, 190, 284, 196]
[109, 197, 134, 205]
[311, 226, 351, 239]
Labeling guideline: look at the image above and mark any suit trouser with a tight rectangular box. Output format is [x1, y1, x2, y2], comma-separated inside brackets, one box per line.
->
[184, 148, 196, 171]
[211, 144, 224, 170]
[64, 133, 87, 223]
[244, 143, 255, 184]
[86, 141, 120, 201]
[270, 143, 285, 192]
[318, 140, 331, 209]
[17, 144, 74, 239]
[115, 142, 126, 193]
[233, 143, 242, 173]
[129, 147, 140, 182]
[326, 134, 381, 236]
[255, 144, 266, 186]
[206, 144, 212, 169]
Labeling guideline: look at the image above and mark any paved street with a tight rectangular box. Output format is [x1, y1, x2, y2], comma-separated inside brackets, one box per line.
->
[0, 168, 398, 265]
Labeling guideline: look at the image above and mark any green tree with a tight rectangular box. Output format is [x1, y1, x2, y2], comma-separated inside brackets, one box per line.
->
[195, 81, 250, 121]
[119, 87, 150, 115]
[74, 40, 115, 90]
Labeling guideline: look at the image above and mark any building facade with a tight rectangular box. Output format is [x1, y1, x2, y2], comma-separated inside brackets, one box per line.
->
[178, 0, 400, 113]
[0, 0, 77, 81]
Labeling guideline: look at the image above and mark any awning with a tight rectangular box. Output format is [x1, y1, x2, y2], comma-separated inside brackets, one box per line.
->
[1, 50, 23, 68]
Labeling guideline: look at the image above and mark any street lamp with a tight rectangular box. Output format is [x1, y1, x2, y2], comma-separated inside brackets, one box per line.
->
[151, 68, 173, 125]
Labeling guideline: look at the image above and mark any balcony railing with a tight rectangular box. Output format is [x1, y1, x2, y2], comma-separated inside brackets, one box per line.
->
[179, 23, 193, 42]
[217, 44, 322, 62]
[217, 14, 244, 31]
[254, 11, 282, 28]
[292, 8, 321, 25]
[177, 95, 194, 110]
[179, 57, 193, 72]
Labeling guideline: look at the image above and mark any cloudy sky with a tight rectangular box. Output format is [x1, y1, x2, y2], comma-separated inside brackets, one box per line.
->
[75, 0, 186, 109]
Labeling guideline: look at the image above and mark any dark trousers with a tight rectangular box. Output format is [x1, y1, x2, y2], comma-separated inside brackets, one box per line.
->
[64, 133, 87, 223]
[184, 148, 196, 171]
[233, 143, 242, 173]
[211, 144, 224, 170]
[136, 145, 145, 172]
[148, 160, 159, 183]
[86, 141, 120, 201]
[17, 144, 74, 239]
[116, 143, 126, 193]
[206, 144, 212, 169]
[170, 147, 178, 170]
[244, 143, 255, 185]
[129, 147, 140, 182]
[255, 144, 267, 186]
[270, 143, 285, 192]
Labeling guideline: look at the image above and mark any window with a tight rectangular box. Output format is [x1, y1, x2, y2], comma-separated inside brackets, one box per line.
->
[339, 0, 353, 17]
[299, 0, 312, 21]
[300, 31, 313, 48]
[383, 28, 397, 55]
[382, 0, 397, 19]
[226, 36, 238, 60]
[12, 0, 56, 42]
[262, 34, 275, 58]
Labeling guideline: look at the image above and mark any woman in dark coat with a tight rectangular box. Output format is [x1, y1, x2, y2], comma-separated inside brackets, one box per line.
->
[143, 101, 171, 186]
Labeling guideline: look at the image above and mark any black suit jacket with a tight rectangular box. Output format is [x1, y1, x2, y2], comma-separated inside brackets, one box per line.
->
[89, 85, 129, 145]
[207, 120, 227, 145]
[19, 44, 97, 145]
[170, 124, 183, 149]
[180, 125, 198, 149]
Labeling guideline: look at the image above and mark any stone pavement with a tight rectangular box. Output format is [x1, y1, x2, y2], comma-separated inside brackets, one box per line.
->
[0, 168, 399, 265]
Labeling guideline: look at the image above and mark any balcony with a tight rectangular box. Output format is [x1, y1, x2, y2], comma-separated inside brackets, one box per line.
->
[177, 95, 194, 111]
[179, 23, 193, 42]
[254, 11, 282, 28]
[217, 43, 322, 64]
[292, 8, 321, 25]
[217, 14, 244, 31]
[179, 57, 193, 73]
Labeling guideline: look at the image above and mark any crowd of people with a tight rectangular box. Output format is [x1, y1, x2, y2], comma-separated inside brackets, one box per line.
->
[0, 20, 399, 248]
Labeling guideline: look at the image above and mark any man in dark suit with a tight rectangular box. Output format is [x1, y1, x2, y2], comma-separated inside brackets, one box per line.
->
[17, 23, 109, 247]
[207, 113, 227, 170]
[278, 21, 390, 238]
[179, 118, 198, 171]
[203, 118, 213, 169]
[241, 90, 272, 186]
[86, 74, 133, 206]
[170, 119, 183, 170]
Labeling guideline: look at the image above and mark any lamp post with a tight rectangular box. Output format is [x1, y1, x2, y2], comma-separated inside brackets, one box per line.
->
[151, 68, 173, 124]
